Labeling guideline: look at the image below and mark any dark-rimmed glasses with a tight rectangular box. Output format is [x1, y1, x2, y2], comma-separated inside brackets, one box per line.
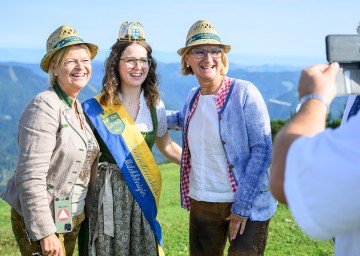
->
[189, 48, 223, 59]
[120, 58, 151, 68]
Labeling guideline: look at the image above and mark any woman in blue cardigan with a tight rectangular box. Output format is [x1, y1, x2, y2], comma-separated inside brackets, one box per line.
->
[167, 20, 277, 256]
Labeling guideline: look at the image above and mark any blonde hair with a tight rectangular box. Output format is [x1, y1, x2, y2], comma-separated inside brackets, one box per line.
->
[48, 44, 91, 85]
[179, 46, 229, 76]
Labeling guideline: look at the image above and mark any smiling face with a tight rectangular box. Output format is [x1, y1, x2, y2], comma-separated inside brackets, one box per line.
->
[185, 44, 223, 84]
[118, 43, 149, 90]
[50, 45, 92, 98]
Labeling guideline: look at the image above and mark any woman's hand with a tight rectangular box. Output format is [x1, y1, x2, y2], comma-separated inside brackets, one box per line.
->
[40, 234, 64, 256]
[226, 213, 248, 241]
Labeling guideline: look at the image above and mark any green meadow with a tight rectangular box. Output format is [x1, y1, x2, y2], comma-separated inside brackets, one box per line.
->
[0, 163, 333, 255]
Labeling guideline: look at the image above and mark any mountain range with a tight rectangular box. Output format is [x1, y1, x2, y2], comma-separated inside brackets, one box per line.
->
[0, 60, 347, 191]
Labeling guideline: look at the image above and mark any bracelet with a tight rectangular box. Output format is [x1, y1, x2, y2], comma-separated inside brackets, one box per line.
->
[295, 93, 330, 114]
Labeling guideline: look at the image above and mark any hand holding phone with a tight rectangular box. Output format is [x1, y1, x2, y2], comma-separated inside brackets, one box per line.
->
[326, 35, 360, 96]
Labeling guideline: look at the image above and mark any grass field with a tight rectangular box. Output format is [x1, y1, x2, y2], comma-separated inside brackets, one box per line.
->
[0, 163, 333, 255]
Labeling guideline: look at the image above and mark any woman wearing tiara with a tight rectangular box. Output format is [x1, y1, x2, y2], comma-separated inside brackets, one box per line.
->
[82, 21, 181, 256]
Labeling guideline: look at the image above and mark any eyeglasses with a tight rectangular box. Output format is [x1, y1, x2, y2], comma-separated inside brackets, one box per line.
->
[120, 58, 151, 68]
[189, 48, 223, 59]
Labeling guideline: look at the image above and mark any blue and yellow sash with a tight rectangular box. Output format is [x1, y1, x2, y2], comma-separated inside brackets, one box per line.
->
[82, 94, 164, 255]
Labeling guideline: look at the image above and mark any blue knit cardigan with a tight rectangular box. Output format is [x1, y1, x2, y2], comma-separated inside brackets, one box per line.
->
[167, 77, 277, 220]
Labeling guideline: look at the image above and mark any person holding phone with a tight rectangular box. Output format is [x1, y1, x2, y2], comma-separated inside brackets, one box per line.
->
[270, 62, 360, 255]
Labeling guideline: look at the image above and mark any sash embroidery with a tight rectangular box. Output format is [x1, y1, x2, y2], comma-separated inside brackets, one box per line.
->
[82, 95, 164, 254]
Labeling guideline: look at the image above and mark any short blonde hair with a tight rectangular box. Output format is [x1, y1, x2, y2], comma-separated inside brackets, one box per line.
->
[48, 44, 91, 85]
[179, 46, 229, 76]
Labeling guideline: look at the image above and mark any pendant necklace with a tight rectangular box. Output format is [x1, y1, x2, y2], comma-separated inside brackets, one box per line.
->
[120, 92, 141, 109]
[122, 97, 136, 108]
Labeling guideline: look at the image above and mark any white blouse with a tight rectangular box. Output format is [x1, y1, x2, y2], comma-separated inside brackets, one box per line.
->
[119, 91, 167, 137]
[187, 94, 234, 202]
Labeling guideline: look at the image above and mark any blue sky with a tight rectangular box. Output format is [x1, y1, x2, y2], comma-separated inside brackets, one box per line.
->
[0, 0, 359, 65]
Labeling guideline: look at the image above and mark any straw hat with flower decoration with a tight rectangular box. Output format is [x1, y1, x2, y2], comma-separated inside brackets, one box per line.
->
[40, 25, 98, 72]
[177, 20, 231, 56]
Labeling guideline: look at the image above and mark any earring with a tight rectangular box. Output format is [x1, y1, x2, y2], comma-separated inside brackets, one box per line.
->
[55, 74, 58, 77]
[186, 64, 189, 68]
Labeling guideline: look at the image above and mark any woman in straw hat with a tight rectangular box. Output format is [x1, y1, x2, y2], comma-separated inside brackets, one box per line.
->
[82, 21, 181, 256]
[167, 20, 277, 255]
[1, 25, 100, 256]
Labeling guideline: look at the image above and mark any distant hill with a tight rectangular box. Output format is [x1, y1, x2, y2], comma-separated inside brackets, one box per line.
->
[0, 61, 347, 191]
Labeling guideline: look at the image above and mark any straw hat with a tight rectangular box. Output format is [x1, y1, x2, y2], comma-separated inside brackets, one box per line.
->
[118, 21, 146, 41]
[40, 25, 98, 72]
[177, 20, 231, 56]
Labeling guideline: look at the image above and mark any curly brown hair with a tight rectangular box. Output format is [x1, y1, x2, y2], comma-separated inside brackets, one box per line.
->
[100, 41, 160, 108]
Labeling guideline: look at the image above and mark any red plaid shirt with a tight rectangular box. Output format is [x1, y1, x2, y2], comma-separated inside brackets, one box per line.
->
[181, 77, 237, 210]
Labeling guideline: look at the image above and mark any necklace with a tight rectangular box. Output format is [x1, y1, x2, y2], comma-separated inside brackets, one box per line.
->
[121, 91, 141, 109]
[122, 97, 138, 108]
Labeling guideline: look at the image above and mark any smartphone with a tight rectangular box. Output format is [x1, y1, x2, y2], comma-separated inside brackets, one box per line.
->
[326, 35, 360, 63]
[326, 35, 360, 96]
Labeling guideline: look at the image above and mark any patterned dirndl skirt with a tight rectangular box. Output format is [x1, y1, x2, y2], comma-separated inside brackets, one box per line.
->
[89, 162, 158, 256]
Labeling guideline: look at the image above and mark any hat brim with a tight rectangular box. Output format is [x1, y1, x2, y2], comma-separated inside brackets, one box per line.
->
[177, 41, 231, 56]
[40, 42, 98, 72]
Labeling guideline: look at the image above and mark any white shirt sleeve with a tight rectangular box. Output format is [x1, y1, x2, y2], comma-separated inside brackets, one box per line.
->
[284, 113, 360, 240]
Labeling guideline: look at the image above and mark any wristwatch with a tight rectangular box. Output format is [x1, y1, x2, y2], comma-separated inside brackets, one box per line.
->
[295, 93, 330, 114]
